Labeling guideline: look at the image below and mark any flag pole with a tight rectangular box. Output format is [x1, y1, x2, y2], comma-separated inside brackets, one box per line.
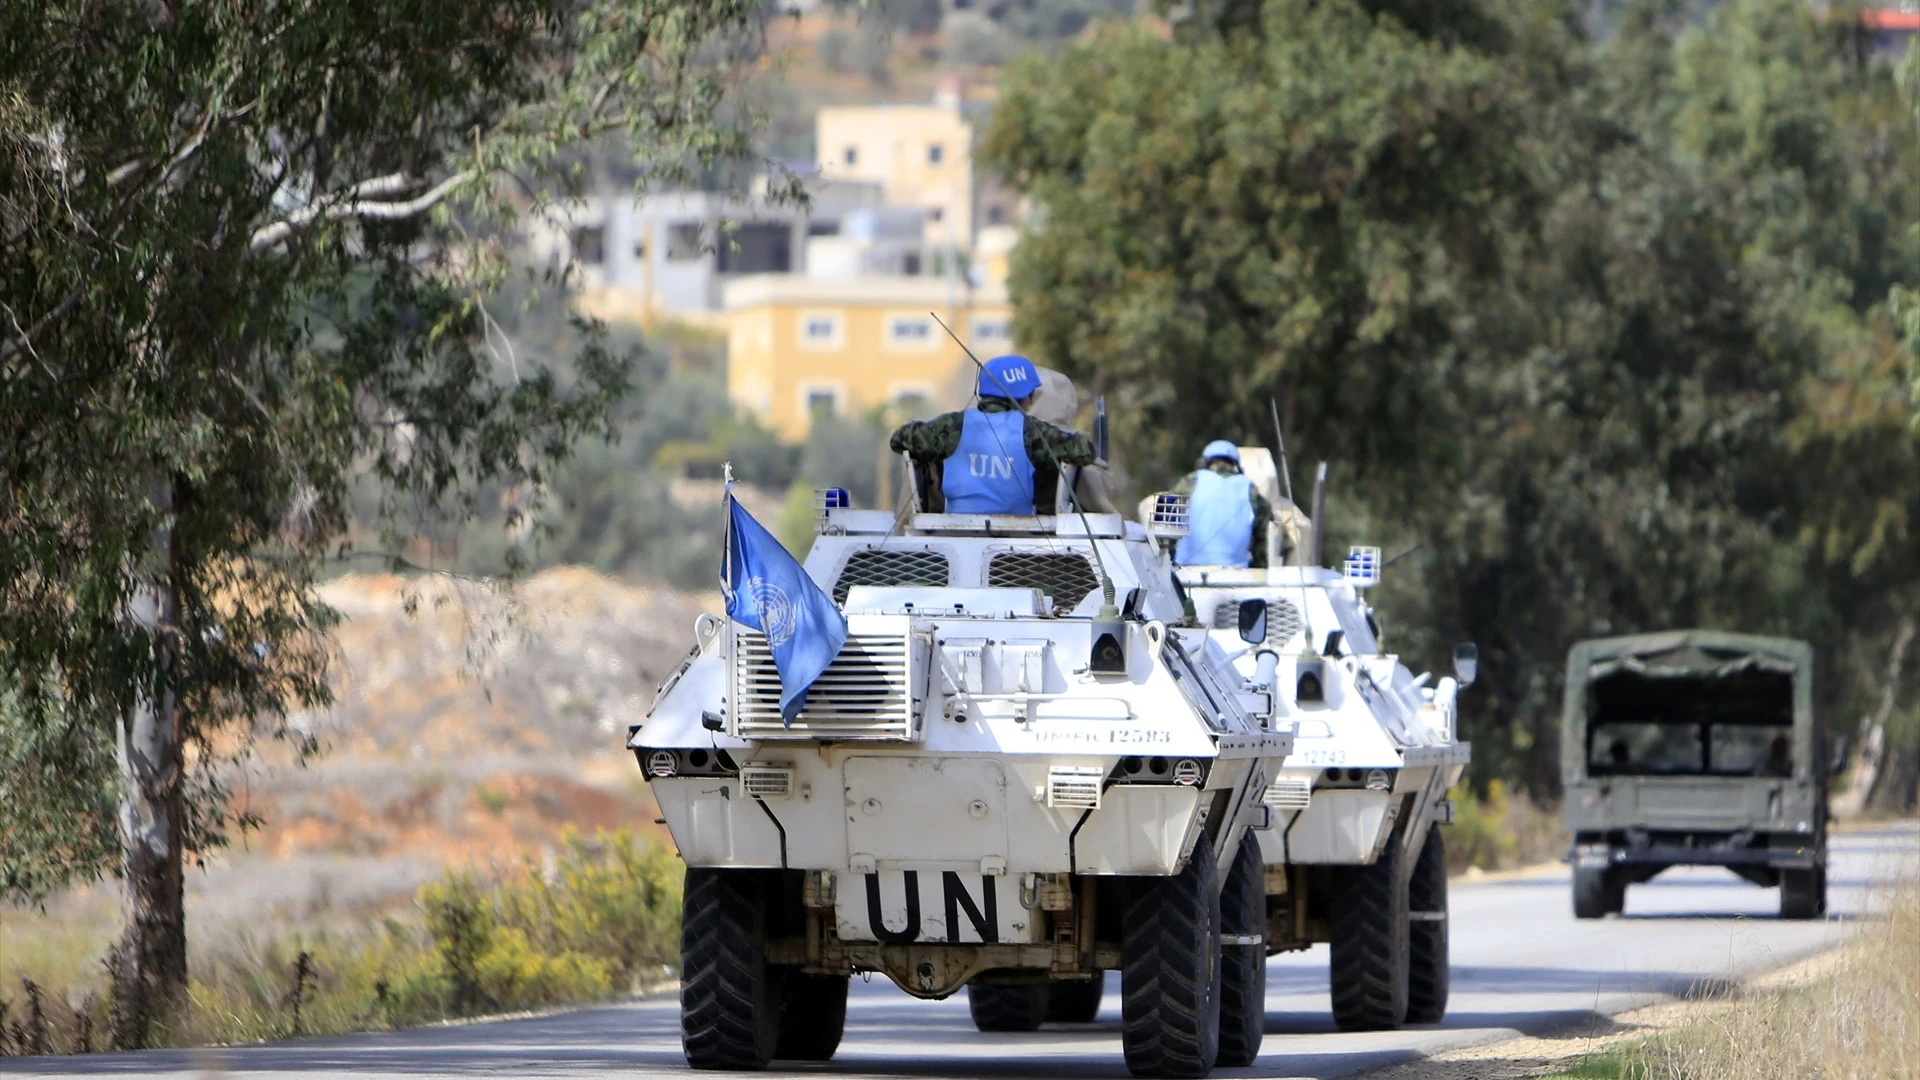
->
[721, 461, 735, 605]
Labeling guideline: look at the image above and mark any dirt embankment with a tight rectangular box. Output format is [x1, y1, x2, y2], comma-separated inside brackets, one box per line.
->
[228, 568, 713, 899]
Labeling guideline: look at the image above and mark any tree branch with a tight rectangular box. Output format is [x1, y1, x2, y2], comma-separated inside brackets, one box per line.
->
[249, 171, 474, 252]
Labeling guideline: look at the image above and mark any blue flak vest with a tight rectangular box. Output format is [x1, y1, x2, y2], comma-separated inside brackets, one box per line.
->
[1176, 469, 1255, 567]
[943, 407, 1035, 514]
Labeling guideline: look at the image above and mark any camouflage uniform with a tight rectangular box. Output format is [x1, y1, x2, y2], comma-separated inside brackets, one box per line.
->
[1174, 460, 1275, 569]
[890, 398, 1097, 512]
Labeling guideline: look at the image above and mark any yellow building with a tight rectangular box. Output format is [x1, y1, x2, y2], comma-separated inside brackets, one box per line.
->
[817, 101, 976, 243]
[724, 275, 1014, 439]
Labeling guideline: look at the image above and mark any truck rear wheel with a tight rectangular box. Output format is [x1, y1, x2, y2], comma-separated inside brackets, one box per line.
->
[681, 867, 781, 1070]
[1780, 866, 1826, 920]
[1329, 835, 1408, 1032]
[774, 971, 848, 1060]
[1405, 830, 1449, 1024]
[1046, 976, 1105, 1023]
[1216, 836, 1267, 1067]
[1572, 864, 1624, 919]
[968, 984, 1048, 1032]
[1121, 839, 1222, 1078]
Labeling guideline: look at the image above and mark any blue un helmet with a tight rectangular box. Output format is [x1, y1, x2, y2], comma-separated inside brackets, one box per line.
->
[978, 354, 1040, 401]
[1202, 439, 1240, 464]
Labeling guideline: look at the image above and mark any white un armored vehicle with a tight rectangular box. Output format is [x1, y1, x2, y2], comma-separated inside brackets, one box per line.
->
[1167, 447, 1473, 1031]
[632, 464, 1295, 1077]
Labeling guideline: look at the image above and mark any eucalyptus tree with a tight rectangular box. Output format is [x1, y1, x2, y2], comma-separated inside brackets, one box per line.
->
[1, 0, 779, 1044]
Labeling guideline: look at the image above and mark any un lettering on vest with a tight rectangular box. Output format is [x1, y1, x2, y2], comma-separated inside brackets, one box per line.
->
[969, 453, 1018, 480]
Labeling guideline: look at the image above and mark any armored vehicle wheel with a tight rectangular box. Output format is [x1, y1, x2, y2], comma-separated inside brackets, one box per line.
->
[968, 984, 1048, 1032]
[774, 972, 848, 1060]
[1780, 866, 1826, 920]
[1329, 834, 1408, 1032]
[1045, 975, 1105, 1023]
[1121, 839, 1222, 1078]
[1216, 837, 1267, 1067]
[1405, 830, 1450, 1024]
[681, 867, 781, 1070]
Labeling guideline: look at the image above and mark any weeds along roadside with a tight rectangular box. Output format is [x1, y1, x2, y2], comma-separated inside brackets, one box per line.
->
[0, 827, 681, 1056]
[1445, 780, 1565, 875]
[1, 788, 1556, 1057]
[1548, 857, 1919, 1080]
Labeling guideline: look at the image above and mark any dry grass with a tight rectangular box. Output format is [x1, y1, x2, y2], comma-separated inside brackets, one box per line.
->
[0, 829, 681, 1057]
[1639, 873, 1919, 1079]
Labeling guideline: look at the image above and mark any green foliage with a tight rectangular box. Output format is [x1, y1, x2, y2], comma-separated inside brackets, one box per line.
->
[985, 0, 1920, 794]
[0, 829, 681, 1054]
[0, 0, 783, 907]
[1443, 781, 1564, 874]
[0, 684, 118, 901]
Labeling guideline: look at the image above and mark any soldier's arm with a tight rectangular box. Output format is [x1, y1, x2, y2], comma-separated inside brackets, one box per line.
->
[890, 412, 965, 460]
[1024, 416, 1098, 467]
[1249, 490, 1274, 569]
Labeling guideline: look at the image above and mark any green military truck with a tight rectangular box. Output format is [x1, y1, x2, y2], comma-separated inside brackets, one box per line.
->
[1562, 631, 1834, 921]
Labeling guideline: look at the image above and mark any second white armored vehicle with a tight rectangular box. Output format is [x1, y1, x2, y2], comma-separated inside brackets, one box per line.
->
[633, 479, 1294, 1077]
[1170, 448, 1473, 1032]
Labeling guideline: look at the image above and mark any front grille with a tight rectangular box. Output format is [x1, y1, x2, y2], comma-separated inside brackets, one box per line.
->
[987, 552, 1099, 610]
[740, 767, 793, 799]
[832, 548, 950, 604]
[1046, 766, 1103, 810]
[1263, 777, 1312, 809]
[1212, 598, 1304, 646]
[732, 625, 918, 740]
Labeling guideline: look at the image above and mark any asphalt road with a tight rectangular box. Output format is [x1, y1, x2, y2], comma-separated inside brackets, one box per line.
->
[10, 823, 1914, 1080]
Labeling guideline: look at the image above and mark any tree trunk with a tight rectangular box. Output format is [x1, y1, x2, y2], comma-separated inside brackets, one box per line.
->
[1836, 616, 1914, 819]
[112, 477, 187, 1049]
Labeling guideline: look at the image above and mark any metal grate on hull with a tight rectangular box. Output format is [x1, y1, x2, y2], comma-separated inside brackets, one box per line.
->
[731, 620, 921, 740]
[831, 548, 950, 604]
[1212, 597, 1305, 647]
[987, 552, 1100, 610]
[1262, 777, 1312, 809]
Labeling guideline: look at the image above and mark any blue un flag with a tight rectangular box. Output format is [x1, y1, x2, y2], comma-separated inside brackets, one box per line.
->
[723, 487, 848, 725]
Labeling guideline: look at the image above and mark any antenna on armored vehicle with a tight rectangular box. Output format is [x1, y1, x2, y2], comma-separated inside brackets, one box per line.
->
[930, 314, 1126, 668]
[1268, 398, 1295, 506]
[1268, 397, 1318, 646]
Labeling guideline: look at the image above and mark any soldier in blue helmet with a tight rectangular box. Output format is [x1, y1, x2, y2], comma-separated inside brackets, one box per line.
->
[1173, 440, 1274, 568]
[889, 354, 1097, 515]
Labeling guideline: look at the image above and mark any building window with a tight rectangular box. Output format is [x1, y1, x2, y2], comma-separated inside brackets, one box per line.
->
[806, 388, 840, 417]
[902, 252, 922, 276]
[987, 206, 1005, 226]
[928, 207, 944, 223]
[798, 311, 843, 350]
[928, 143, 945, 165]
[843, 146, 859, 166]
[571, 227, 605, 265]
[807, 220, 840, 237]
[633, 238, 647, 260]
[887, 316, 935, 348]
[974, 319, 1011, 346]
[891, 385, 934, 416]
[665, 222, 702, 261]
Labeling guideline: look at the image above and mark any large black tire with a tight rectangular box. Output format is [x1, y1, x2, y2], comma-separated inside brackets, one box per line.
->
[1572, 862, 1628, 919]
[1046, 976, 1105, 1023]
[1216, 837, 1267, 1067]
[1780, 866, 1827, 920]
[681, 868, 781, 1070]
[1121, 839, 1222, 1078]
[1329, 836, 1408, 1032]
[1404, 830, 1450, 1025]
[968, 984, 1048, 1032]
[774, 971, 848, 1061]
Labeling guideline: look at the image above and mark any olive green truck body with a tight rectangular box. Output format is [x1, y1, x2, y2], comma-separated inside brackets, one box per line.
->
[1561, 631, 1830, 920]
